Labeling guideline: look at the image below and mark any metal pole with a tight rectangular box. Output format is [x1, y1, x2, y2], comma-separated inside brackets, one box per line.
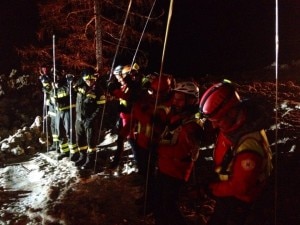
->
[43, 91, 49, 152]
[274, 0, 279, 224]
[143, 0, 174, 219]
[52, 35, 59, 154]
[69, 79, 73, 159]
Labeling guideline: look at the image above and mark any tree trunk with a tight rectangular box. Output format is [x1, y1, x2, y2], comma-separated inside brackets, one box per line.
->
[94, 0, 103, 72]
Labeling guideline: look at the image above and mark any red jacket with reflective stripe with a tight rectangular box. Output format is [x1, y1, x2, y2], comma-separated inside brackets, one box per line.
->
[210, 130, 272, 203]
[158, 117, 203, 181]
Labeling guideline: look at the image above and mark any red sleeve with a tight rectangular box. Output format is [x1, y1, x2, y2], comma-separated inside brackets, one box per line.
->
[210, 151, 263, 197]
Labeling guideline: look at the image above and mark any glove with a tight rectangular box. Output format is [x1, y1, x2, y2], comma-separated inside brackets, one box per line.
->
[107, 81, 120, 94]
[66, 74, 74, 83]
[84, 118, 93, 128]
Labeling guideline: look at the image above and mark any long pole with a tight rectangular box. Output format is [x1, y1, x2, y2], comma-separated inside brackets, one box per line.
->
[274, 0, 279, 224]
[69, 79, 73, 159]
[143, 0, 174, 220]
[52, 35, 59, 153]
[43, 91, 49, 152]
[94, 0, 133, 174]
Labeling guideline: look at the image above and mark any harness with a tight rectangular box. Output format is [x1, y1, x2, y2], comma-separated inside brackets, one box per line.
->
[216, 130, 273, 182]
[160, 113, 202, 161]
[136, 105, 170, 138]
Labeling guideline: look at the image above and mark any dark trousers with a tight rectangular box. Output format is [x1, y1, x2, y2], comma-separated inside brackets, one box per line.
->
[135, 145, 157, 210]
[56, 109, 76, 145]
[75, 118, 99, 150]
[154, 172, 187, 225]
[207, 197, 252, 225]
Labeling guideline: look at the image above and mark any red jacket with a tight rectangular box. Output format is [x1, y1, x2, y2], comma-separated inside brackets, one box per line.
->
[119, 92, 170, 149]
[158, 114, 203, 181]
[210, 130, 272, 203]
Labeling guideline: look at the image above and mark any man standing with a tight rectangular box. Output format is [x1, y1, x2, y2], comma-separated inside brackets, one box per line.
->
[53, 72, 78, 161]
[199, 80, 273, 225]
[154, 81, 204, 225]
[74, 68, 106, 171]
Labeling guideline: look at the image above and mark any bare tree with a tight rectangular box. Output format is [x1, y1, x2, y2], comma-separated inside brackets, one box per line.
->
[18, 0, 166, 74]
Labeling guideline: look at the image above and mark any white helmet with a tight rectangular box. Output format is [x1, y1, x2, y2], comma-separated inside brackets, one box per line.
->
[173, 81, 199, 98]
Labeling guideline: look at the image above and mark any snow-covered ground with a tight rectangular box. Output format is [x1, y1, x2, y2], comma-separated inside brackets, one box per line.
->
[0, 64, 299, 225]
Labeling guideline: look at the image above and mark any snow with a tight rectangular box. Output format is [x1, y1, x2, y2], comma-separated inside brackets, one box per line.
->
[0, 65, 300, 225]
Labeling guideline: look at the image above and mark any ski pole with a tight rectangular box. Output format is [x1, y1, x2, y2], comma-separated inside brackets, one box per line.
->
[43, 91, 49, 152]
[66, 74, 74, 159]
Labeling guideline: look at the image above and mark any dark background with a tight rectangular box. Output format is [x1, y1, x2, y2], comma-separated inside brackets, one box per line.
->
[1, 0, 300, 76]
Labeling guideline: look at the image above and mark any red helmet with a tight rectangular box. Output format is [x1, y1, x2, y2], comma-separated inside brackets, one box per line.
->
[150, 74, 172, 95]
[199, 80, 241, 120]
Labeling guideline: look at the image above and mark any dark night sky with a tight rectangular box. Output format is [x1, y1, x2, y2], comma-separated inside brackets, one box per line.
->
[163, 0, 300, 76]
[1, 0, 300, 76]
[0, 0, 38, 73]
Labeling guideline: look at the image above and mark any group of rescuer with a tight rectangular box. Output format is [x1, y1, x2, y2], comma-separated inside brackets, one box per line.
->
[39, 63, 273, 225]
[39, 65, 106, 170]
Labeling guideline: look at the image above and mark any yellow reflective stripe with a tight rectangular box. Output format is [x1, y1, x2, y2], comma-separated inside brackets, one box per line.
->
[219, 174, 229, 181]
[217, 130, 272, 181]
[57, 91, 68, 98]
[78, 88, 85, 94]
[120, 99, 127, 106]
[87, 147, 97, 153]
[137, 122, 152, 137]
[79, 146, 88, 151]
[83, 75, 96, 80]
[52, 134, 59, 142]
[86, 93, 96, 99]
[69, 144, 79, 153]
[97, 95, 106, 105]
[58, 104, 76, 111]
[60, 143, 69, 153]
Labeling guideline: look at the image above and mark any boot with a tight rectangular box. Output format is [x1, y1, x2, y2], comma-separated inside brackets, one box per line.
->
[49, 143, 58, 152]
[57, 151, 70, 160]
[70, 152, 80, 162]
[81, 151, 96, 170]
[74, 151, 87, 167]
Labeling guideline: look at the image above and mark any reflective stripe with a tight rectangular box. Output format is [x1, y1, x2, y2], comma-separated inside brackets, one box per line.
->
[97, 100, 106, 105]
[58, 104, 76, 111]
[87, 147, 97, 153]
[69, 144, 79, 154]
[78, 146, 88, 151]
[86, 93, 96, 99]
[60, 142, 69, 153]
[217, 130, 272, 181]
[120, 98, 127, 106]
[97, 95, 106, 105]
[78, 88, 85, 94]
[52, 134, 59, 142]
[48, 111, 56, 117]
[57, 92, 68, 98]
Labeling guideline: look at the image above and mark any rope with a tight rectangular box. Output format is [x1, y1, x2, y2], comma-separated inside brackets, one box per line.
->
[274, 0, 279, 224]
[108, 0, 133, 81]
[130, 0, 157, 69]
[95, 0, 133, 174]
[143, 0, 174, 220]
